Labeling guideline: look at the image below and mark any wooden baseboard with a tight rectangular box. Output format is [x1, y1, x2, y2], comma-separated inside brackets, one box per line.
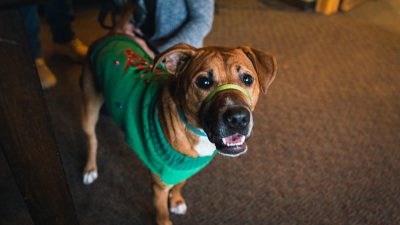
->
[315, 0, 341, 15]
[341, 0, 369, 11]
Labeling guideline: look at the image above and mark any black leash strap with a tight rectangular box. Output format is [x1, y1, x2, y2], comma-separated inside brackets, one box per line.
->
[97, 0, 159, 55]
[98, 1, 120, 30]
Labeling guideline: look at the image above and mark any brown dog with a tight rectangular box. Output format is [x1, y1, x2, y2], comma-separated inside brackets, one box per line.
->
[81, 17, 277, 225]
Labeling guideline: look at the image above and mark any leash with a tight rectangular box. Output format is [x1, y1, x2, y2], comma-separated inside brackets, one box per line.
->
[97, 1, 160, 55]
[177, 84, 252, 137]
[98, 0, 120, 30]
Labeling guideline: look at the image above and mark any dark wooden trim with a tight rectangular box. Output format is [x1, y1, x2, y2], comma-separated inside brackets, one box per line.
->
[260, 0, 316, 11]
[282, 0, 316, 11]
[0, 9, 79, 225]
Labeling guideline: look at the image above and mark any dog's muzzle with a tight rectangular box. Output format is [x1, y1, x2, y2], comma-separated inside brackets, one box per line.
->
[200, 84, 253, 157]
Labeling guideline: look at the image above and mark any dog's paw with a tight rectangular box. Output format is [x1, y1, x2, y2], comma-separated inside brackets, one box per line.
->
[170, 203, 187, 215]
[83, 170, 98, 185]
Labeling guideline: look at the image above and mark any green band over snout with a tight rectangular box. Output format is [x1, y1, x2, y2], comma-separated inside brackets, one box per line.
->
[204, 84, 252, 105]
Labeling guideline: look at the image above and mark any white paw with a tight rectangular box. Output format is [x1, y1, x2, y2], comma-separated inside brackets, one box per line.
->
[170, 203, 187, 215]
[83, 170, 98, 185]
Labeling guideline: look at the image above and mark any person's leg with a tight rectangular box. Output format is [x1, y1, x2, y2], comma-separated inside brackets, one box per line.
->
[20, 6, 57, 89]
[44, 0, 75, 43]
[44, 0, 88, 62]
[20, 6, 42, 59]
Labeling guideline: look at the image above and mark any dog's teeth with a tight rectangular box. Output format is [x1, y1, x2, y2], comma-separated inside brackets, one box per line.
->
[222, 135, 246, 147]
[239, 136, 245, 145]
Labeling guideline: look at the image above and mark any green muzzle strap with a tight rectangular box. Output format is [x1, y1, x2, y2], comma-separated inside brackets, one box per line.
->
[178, 84, 252, 137]
[204, 84, 252, 105]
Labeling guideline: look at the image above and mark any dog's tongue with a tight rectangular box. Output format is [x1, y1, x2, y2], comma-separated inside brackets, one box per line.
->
[222, 134, 245, 146]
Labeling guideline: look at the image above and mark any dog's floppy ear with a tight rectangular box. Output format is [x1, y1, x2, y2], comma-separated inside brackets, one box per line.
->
[153, 43, 196, 75]
[239, 46, 277, 94]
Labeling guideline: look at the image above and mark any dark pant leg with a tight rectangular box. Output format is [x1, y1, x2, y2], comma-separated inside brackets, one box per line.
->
[20, 6, 41, 59]
[44, 0, 75, 43]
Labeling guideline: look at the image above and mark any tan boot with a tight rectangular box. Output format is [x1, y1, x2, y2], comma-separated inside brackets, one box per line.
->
[35, 58, 57, 89]
[53, 38, 88, 62]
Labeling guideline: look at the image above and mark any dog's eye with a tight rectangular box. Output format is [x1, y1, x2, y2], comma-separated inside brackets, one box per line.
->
[196, 76, 213, 89]
[241, 74, 254, 86]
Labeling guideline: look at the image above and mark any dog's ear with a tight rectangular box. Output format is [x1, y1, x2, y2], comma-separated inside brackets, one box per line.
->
[153, 43, 196, 75]
[239, 46, 277, 94]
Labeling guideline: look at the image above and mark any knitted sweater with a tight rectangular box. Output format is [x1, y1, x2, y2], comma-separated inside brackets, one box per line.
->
[88, 35, 216, 185]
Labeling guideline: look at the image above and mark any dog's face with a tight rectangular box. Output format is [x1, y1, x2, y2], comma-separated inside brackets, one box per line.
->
[154, 43, 277, 157]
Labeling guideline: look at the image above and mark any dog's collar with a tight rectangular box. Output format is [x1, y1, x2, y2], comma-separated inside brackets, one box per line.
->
[177, 109, 208, 137]
[204, 84, 252, 106]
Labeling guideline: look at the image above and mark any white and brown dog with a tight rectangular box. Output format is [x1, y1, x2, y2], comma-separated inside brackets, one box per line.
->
[81, 10, 277, 225]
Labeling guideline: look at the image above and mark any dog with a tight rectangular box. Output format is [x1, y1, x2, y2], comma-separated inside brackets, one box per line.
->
[81, 10, 277, 225]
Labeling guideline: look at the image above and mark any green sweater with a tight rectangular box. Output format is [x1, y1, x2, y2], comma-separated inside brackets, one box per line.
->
[89, 35, 216, 185]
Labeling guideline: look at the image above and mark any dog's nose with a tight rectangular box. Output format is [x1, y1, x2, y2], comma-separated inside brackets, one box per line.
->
[223, 107, 250, 130]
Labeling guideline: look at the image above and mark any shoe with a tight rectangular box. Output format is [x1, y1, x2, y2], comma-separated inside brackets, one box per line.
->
[53, 38, 88, 63]
[35, 58, 57, 89]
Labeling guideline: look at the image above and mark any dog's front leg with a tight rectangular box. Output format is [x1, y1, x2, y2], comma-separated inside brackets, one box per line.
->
[169, 180, 187, 215]
[152, 174, 173, 225]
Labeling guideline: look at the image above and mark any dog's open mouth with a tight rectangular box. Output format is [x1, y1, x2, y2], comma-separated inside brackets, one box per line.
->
[215, 134, 247, 157]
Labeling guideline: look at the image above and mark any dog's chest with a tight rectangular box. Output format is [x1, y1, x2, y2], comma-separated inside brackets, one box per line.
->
[194, 135, 216, 156]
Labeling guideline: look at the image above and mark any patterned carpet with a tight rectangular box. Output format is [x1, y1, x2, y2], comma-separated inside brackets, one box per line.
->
[1, 0, 400, 224]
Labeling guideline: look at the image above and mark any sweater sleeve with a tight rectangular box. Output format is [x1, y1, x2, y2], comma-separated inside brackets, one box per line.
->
[155, 0, 215, 52]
